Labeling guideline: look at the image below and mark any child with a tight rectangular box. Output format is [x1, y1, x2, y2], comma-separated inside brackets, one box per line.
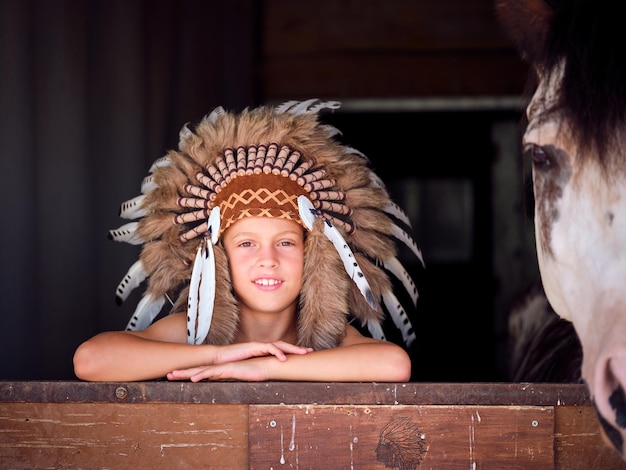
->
[73, 99, 423, 382]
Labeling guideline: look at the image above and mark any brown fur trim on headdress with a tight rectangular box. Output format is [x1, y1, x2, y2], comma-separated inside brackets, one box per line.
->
[299, 225, 350, 349]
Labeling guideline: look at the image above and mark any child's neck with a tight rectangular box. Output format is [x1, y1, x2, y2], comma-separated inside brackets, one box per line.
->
[235, 308, 299, 344]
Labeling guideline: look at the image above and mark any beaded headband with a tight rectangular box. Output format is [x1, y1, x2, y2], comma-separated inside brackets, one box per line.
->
[108, 99, 424, 352]
[175, 142, 344, 241]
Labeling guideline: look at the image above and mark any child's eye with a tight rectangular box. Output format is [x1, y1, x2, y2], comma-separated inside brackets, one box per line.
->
[238, 241, 253, 248]
[278, 240, 295, 247]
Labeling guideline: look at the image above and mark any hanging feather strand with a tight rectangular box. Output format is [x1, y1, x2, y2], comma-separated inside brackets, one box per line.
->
[298, 195, 376, 310]
[125, 293, 166, 331]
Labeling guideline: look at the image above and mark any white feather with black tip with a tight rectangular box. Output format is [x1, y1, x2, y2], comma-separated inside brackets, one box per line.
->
[368, 174, 423, 265]
[274, 100, 299, 114]
[382, 291, 416, 348]
[108, 222, 143, 245]
[344, 146, 366, 158]
[384, 200, 412, 227]
[186, 207, 220, 345]
[278, 99, 341, 116]
[365, 318, 386, 341]
[368, 171, 386, 189]
[125, 293, 166, 331]
[391, 224, 424, 267]
[383, 256, 418, 305]
[148, 155, 171, 173]
[119, 194, 147, 220]
[141, 174, 157, 194]
[115, 259, 147, 304]
[206, 107, 225, 124]
[298, 196, 377, 310]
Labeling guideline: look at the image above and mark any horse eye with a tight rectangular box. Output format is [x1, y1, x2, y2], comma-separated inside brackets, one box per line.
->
[525, 144, 551, 169]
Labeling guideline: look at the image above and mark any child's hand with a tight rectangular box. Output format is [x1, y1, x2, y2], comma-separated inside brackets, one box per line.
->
[166, 341, 313, 382]
[166, 358, 268, 382]
[214, 341, 313, 364]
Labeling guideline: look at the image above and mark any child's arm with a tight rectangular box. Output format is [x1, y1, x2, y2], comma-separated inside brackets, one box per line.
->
[167, 325, 412, 383]
[72, 313, 312, 382]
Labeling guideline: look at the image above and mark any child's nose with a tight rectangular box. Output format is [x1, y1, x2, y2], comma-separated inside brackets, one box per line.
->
[258, 246, 279, 267]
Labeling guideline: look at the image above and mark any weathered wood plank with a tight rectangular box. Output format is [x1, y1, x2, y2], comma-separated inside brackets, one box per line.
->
[249, 404, 554, 469]
[0, 403, 248, 469]
[260, 0, 528, 99]
[1, 383, 625, 469]
[0, 381, 592, 405]
[260, 54, 527, 100]
[262, 0, 515, 53]
[554, 406, 626, 470]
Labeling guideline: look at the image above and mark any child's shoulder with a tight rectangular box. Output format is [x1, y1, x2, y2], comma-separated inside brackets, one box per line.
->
[133, 312, 188, 344]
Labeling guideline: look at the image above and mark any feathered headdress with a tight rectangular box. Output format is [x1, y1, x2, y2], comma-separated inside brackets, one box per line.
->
[109, 99, 423, 351]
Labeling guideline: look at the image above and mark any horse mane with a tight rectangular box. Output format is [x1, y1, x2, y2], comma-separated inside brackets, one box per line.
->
[508, 281, 583, 383]
[497, 0, 626, 163]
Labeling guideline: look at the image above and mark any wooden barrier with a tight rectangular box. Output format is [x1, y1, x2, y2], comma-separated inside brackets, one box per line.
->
[1, 382, 625, 469]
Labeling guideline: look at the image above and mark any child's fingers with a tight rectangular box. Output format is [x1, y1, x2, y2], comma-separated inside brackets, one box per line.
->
[272, 341, 314, 355]
[167, 367, 204, 380]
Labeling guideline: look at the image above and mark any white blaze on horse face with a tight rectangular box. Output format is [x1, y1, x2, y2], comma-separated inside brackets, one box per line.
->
[526, 117, 626, 319]
[525, 77, 626, 441]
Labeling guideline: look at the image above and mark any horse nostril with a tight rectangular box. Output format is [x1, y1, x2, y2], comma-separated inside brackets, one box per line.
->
[607, 358, 626, 429]
[588, 355, 626, 456]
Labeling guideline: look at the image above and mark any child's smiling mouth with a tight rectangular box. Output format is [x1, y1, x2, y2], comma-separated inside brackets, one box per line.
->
[254, 278, 282, 287]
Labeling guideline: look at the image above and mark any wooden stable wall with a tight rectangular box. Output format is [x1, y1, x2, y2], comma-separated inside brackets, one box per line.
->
[2, 382, 626, 469]
[260, 0, 527, 101]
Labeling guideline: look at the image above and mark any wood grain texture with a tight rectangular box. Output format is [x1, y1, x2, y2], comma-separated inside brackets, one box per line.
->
[260, 0, 527, 99]
[2, 382, 626, 469]
[554, 406, 626, 470]
[0, 381, 593, 405]
[0, 403, 248, 469]
[250, 404, 554, 469]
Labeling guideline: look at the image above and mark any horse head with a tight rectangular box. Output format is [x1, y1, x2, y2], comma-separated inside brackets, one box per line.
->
[496, 0, 626, 460]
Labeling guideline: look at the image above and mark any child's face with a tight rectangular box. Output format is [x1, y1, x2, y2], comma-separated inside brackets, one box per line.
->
[222, 216, 305, 315]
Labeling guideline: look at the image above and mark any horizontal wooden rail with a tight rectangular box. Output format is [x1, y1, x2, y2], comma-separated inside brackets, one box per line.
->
[1, 381, 625, 469]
